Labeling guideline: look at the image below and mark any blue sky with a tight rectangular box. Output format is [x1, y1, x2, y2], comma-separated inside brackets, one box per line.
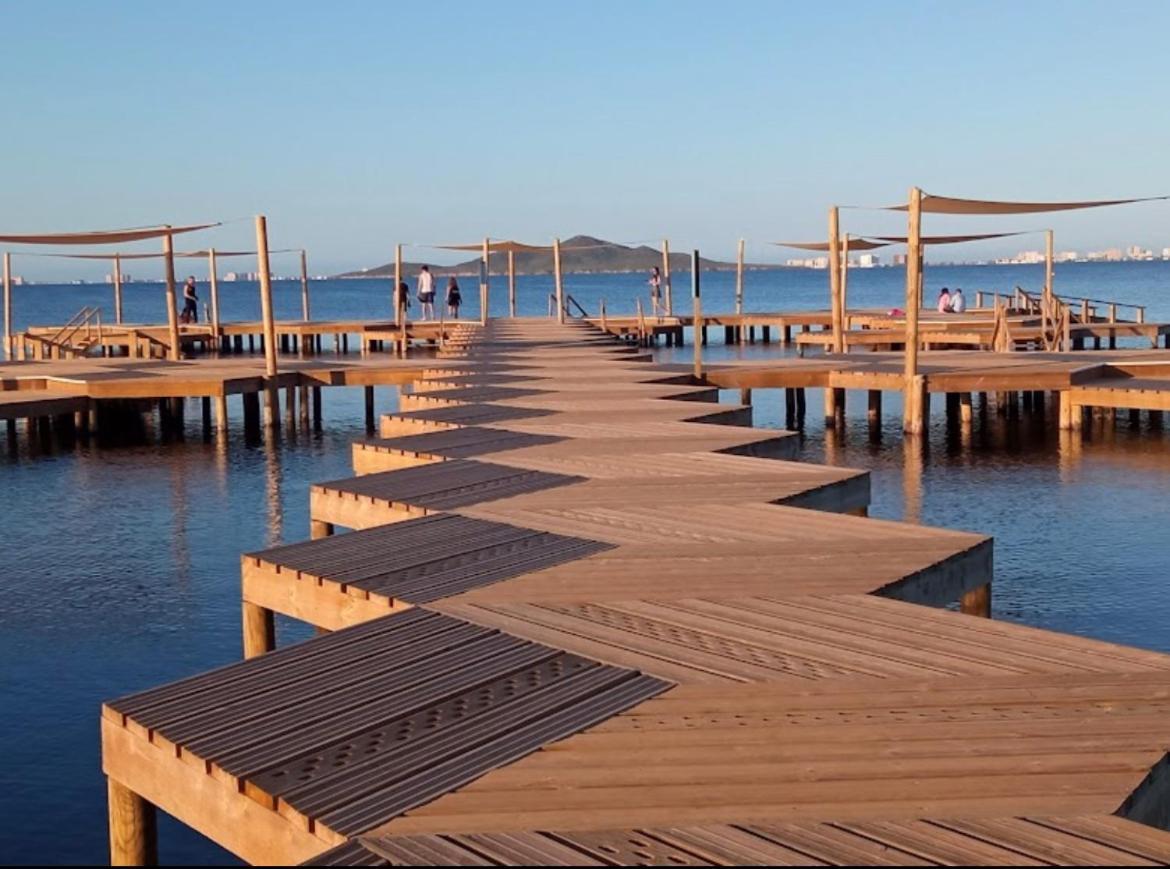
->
[3, 0, 1170, 277]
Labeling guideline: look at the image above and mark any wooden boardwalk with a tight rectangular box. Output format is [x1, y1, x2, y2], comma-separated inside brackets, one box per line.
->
[98, 318, 1170, 865]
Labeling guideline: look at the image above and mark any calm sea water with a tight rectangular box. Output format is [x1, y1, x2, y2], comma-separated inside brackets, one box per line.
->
[2, 262, 1170, 864]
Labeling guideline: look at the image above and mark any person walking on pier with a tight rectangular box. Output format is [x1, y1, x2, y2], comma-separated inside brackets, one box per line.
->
[446, 276, 462, 319]
[181, 277, 199, 323]
[648, 266, 663, 318]
[937, 287, 952, 314]
[950, 287, 967, 314]
[416, 265, 436, 320]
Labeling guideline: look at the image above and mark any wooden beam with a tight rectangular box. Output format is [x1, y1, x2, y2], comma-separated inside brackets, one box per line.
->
[828, 207, 843, 354]
[300, 249, 311, 321]
[554, 238, 564, 324]
[735, 238, 745, 315]
[508, 250, 516, 318]
[903, 187, 924, 434]
[3, 251, 11, 361]
[107, 778, 157, 866]
[208, 249, 220, 339]
[692, 249, 702, 381]
[112, 254, 124, 326]
[841, 235, 850, 351]
[162, 229, 180, 362]
[662, 239, 673, 317]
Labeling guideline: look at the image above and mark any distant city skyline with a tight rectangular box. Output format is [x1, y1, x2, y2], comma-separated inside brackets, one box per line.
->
[4, 1, 1170, 279]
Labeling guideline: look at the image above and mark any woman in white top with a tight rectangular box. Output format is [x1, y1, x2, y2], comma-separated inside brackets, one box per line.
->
[950, 287, 966, 313]
[937, 287, 952, 314]
[416, 266, 436, 320]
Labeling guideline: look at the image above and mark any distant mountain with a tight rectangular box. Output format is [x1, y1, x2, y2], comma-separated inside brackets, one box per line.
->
[336, 235, 762, 278]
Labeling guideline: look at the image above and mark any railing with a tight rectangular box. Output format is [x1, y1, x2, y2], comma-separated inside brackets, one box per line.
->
[547, 293, 591, 319]
[999, 287, 1145, 325]
[19, 306, 105, 360]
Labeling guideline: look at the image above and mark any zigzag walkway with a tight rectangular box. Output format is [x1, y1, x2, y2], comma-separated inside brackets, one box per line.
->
[101, 319, 1170, 866]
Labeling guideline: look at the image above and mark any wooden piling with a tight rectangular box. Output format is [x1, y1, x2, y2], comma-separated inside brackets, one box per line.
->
[300, 249, 311, 321]
[739, 388, 752, 406]
[312, 386, 322, 429]
[299, 384, 310, 428]
[662, 239, 673, 317]
[214, 395, 228, 434]
[508, 250, 516, 318]
[364, 386, 375, 433]
[242, 601, 275, 659]
[480, 237, 490, 326]
[828, 207, 843, 355]
[112, 254, 124, 326]
[691, 250, 702, 381]
[162, 229, 180, 362]
[960, 392, 973, 427]
[208, 249, 220, 341]
[284, 385, 296, 428]
[902, 187, 924, 434]
[868, 390, 882, 424]
[255, 216, 279, 428]
[961, 583, 993, 619]
[735, 238, 744, 315]
[553, 238, 565, 324]
[3, 251, 11, 361]
[824, 387, 838, 426]
[107, 778, 157, 867]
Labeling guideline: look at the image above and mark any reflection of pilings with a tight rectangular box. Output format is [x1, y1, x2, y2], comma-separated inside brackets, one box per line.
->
[1058, 429, 1082, 483]
[264, 427, 283, 547]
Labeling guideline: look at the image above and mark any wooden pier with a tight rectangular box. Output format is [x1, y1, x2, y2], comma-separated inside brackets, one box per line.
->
[98, 319, 1170, 865]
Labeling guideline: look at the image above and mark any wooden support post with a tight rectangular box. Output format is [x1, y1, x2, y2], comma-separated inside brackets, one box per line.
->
[1059, 391, 1083, 431]
[284, 385, 296, 428]
[553, 238, 565, 324]
[242, 391, 261, 433]
[312, 386, 322, 429]
[960, 392, 973, 426]
[1045, 229, 1055, 306]
[364, 385, 375, 433]
[784, 388, 796, 427]
[662, 239, 673, 317]
[201, 396, 212, 434]
[162, 229, 180, 361]
[112, 254, 124, 326]
[393, 243, 403, 325]
[311, 519, 334, 539]
[795, 388, 806, 424]
[480, 236, 490, 325]
[299, 384, 310, 427]
[214, 394, 228, 434]
[840, 235, 851, 346]
[208, 248, 220, 342]
[735, 238, 744, 315]
[2, 251, 11, 361]
[868, 390, 882, 424]
[242, 601, 275, 659]
[107, 778, 157, 866]
[507, 250, 516, 318]
[828, 207, 843, 354]
[902, 187, 924, 434]
[739, 388, 752, 406]
[960, 583, 992, 619]
[824, 387, 838, 426]
[691, 250, 702, 381]
[255, 216, 279, 429]
[300, 249, 311, 321]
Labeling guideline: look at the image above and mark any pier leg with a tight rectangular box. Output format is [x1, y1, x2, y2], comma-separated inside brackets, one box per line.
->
[960, 392, 973, 427]
[823, 387, 838, 427]
[299, 385, 310, 428]
[1059, 392, 1083, 431]
[311, 520, 334, 539]
[242, 391, 261, 434]
[795, 388, 806, 427]
[701, 325, 708, 346]
[867, 390, 882, 425]
[1151, 411, 1164, 430]
[763, 325, 771, 343]
[262, 386, 280, 430]
[903, 376, 927, 435]
[242, 601, 275, 659]
[312, 386, 322, 430]
[739, 388, 752, 406]
[782, 325, 791, 345]
[107, 778, 157, 867]
[6, 418, 16, 454]
[201, 396, 212, 436]
[960, 583, 992, 619]
[364, 386, 375, 433]
[785, 388, 796, 429]
[1130, 408, 1142, 428]
[284, 385, 296, 429]
[214, 395, 228, 434]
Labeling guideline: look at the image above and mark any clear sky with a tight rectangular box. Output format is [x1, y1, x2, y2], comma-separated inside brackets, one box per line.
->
[4, 0, 1170, 278]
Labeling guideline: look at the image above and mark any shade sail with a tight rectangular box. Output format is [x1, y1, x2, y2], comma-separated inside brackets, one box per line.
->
[0, 222, 218, 245]
[886, 194, 1168, 215]
[32, 249, 267, 260]
[875, 231, 1029, 245]
[773, 238, 890, 252]
[434, 240, 553, 253]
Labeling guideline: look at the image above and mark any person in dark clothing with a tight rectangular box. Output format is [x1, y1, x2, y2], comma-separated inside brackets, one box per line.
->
[446, 277, 462, 318]
[182, 277, 199, 323]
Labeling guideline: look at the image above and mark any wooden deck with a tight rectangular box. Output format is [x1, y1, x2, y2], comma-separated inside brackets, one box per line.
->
[99, 318, 1170, 866]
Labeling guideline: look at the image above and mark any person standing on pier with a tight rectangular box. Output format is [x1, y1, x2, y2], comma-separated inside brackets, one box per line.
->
[446, 276, 462, 319]
[937, 287, 952, 314]
[416, 265, 436, 320]
[950, 287, 966, 313]
[182, 276, 199, 323]
[648, 266, 663, 318]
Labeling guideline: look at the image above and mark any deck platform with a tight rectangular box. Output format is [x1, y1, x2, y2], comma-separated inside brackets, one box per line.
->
[100, 318, 1170, 866]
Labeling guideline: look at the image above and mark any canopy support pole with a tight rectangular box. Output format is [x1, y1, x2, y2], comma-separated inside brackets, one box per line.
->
[163, 229, 180, 361]
[554, 238, 564, 324]
[208, 249, 220, 340]
[4, 252, 12, 361]
[480, 237, 489, 325]
[692, 250, 702, 381]
[841, 234, 851, 351]
[396, 244, 405, 355]
[828, 207, 843, 354]
[113, 254, 124, 325]
[255, 215, 279, 428]
[662, 239, 673, 317]
[903, 187, 924, 434]
[508, 250, 516, 318]
[300, 249, 311, 321]
[735, 238, 744, 315]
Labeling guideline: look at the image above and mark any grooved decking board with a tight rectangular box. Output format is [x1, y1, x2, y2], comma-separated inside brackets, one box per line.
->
[393, 404, 558, 426]
[314, 459, 586, 511]
[361, 427, 565, 460]
[247, 514, 613, 605]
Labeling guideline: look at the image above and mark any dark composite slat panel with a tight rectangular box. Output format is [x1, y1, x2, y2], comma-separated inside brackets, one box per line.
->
[106, 610, 670, 843]
[248, 515, 612, 605]
[304, 818, 1170, 866]
[411, 385, 548, 404]
[421, 373, 535, 386]
[395, 404, 556, 426]
[316, 459, 586, 511]
[362, 426, 564, 458]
